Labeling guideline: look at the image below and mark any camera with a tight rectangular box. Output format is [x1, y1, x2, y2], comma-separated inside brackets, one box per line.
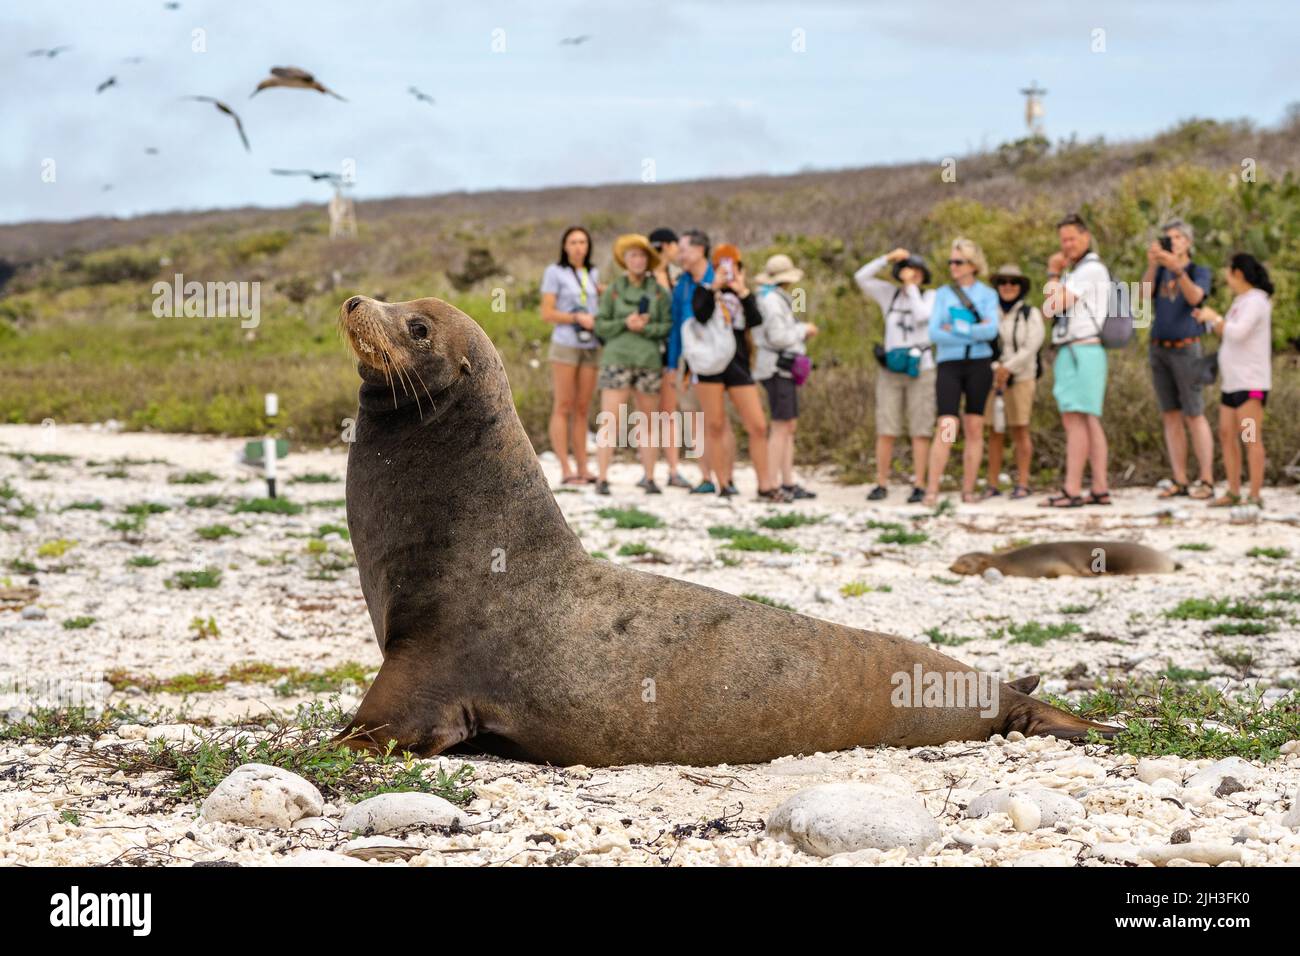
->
[637, 295, 650, 315]
[1159, 236, 1173, 253]
[572, 305, 594, 344]
[719, 257, 736, 281]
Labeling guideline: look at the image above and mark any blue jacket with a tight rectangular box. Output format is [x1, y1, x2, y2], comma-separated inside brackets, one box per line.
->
[928, 281, 1000, 363]
[668, 263, 714, 369]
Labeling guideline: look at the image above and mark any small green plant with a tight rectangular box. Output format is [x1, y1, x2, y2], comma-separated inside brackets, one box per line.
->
[62, 616, 95, 630]
[64, 500, 104, 511]
[724, 532, 796, 553]
[757, 513, 823, 530]
[58, 810, 81, 826]
[124, 502, 169, 516]
[1246, 546, 1289, 560]
[292, 472, 338, 484]
[36, 538, 76, 558]
[741, 593, 794, 611]
[196, 524, 240, 540]
[127, 555, 161, 568]
[616, 542, 655, 557]
[166, 567, 222, 590]
[9, 558, 37, 573]
[316, 523, 349, 540]
[597, 507, 664, 529]
[186, 494, 226, 508]
[1158, 664, 1213, 681]
[190, 616, 220, 640]
[1166, 597, 1275, 621]
[864, 519, 904, 532]
[169, 470, 219, 484]
[1004, 621, 1081, 646]
[878, 528, 927, 546]
[840, 581, 871, 597]
[234, 497, 304, 515]
[930, 575, 960, 586]
[589, 550, 609, 560]
[1214, 645, 1256, 675]
[1059, 603, 1094, 615]
[923, 627, 971, 646]
[1176, 542, 1213, 552]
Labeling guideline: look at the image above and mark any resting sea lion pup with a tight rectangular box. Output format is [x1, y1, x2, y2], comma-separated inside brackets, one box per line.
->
[336, 295, 1114, 766]
[951, 541, 1181, 579]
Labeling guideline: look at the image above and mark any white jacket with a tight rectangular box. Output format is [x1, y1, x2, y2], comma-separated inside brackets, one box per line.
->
[854, 256, 936, 371]
[753, 286, 810, 381]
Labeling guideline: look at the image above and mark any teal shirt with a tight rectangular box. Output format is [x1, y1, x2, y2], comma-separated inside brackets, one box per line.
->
[594, 273, 671, 368]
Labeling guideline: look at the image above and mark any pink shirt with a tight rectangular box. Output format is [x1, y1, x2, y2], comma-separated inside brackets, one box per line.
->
[1219, 288, 1271, 393]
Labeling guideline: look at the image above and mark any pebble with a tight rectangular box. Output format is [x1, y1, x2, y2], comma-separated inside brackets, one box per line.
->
[966, 787, 1084, 828]
[338, 792, 468, 835]
[765, 782, 942, 858]
[1139, 843, 1243, 866]
[200, 763, 323, 828]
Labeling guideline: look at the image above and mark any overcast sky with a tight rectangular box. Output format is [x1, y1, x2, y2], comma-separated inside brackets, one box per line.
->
[4, 0, 1298, 224]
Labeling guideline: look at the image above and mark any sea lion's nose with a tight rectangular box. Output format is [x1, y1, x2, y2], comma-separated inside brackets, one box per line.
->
[346, 296, 363, 314]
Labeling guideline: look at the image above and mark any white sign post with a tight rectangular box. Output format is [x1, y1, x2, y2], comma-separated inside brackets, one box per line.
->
[264, 393, 279, 498]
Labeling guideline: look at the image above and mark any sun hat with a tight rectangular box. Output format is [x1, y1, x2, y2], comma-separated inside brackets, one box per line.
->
[613, 233, 662, 271]
[990, 262, 1031, 294]
[755, 253, 804, 285]
[891, 254, 932, 286]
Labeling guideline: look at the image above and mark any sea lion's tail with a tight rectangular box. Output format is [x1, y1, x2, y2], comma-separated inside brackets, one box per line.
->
[999, 683, 1120, 741]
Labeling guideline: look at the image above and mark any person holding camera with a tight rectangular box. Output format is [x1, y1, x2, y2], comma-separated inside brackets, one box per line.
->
[592, 234, 672, 495]
[1143, 218, 1216, 500]
[690, 244, 783, 502]
[854, 247, 936, 503]
[922, 238, 999, 506]
[754, 253, 817, 499]
[540, 225, 601, 485]
[984, 263, 1044, 499]
[1196, 253, 1274, 509]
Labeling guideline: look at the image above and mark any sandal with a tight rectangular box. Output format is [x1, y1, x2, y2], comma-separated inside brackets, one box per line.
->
[1188, 479, 1214, 500]
[981, 487, 1003, 500]
[758, 487, 791, 503]
[1157, 482, 1188, 499]
[1010, 485, 1031, 500]
[961, 492, 979, 504]
[1208, 492, 1240, 508]
[561, 475, 587, 485]
[1086, 490, 1112, 506]
[1039, 490, 1084, 508]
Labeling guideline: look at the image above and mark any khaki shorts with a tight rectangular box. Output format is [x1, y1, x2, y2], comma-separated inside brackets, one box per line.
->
[876, 366, 936, 438]
[549, 341, 601, 368]
[984, 378, 1036, 429]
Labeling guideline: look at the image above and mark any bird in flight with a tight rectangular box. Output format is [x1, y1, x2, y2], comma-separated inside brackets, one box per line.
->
[184, 96, 250, 151]
[559, 35, 592, 46]
[408, 86, 435, 105]
[144, 147, 160, 155]
[97, 76, 118, 94]
[271, 168, 344, 184]
[28, 46, 71, 58]
[251, 66, 346, 100]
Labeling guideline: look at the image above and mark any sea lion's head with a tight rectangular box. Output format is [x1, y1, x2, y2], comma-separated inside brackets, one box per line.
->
[339, 295, 495, 415]
[950, 552, 993, 575]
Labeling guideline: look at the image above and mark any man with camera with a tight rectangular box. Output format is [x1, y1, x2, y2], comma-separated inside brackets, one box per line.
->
[1142, 218, 1215, 500]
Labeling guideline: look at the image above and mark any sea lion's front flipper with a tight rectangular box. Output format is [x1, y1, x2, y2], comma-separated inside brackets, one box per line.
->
[1000, 690, 1120, 741]
[334, 652, 472, 758]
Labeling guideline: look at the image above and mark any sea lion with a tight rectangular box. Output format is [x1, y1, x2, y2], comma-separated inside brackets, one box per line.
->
[335, 294, 1115, 766]
[951, 541, 1181, 579]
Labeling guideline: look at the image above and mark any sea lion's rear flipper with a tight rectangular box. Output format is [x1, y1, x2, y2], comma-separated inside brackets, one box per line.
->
[1001, 691, 1120, 741]
[1005, 674, 1040, 695]
[333, 653, 471, 758]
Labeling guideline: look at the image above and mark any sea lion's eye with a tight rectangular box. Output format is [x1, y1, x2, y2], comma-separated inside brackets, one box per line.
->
[408, 321, 429, 340]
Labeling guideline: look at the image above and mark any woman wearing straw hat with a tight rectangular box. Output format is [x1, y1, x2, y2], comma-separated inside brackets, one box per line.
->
[984, 263, 1045, 499]
[754, 252, 818, 499]
[592, 234, 673, 495]
[690, 244, 784, 502]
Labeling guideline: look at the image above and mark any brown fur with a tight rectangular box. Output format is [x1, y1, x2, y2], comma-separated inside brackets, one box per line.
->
[335, 295, 1117, 766]
[951, 541, 1180, 579]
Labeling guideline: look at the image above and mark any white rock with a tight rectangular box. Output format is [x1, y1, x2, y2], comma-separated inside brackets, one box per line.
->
[342, 837, 423, 862]
[1279, 740, 1300, 756]
[200, 763, 323, 828]
[1139, 844, 1242, 866]
[21, 606, 46, 620]
[982, 567, 1003, 584]
[765, 783, 941, 858]
[1136, 757, 1182, 785]
[1185, 756, 1259, 791]
[1009, 849, 1075, 866]
[1007, 797, 1042, 832]
[339, 792, 468, 835]
[1282, 787, 1300, 829]
[966, 787, 1084, 828]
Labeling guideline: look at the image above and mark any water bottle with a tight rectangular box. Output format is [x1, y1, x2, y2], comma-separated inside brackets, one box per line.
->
[992, 390, 1006, 434]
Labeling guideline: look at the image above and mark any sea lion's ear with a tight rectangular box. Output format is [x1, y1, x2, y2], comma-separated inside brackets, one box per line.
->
[1005, 674, 1040, 695]
[459, 356, 473, 375]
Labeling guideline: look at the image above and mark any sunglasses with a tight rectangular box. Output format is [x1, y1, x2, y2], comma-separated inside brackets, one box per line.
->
[997, 279, 1021, 286]
[947, 258, 968, 266]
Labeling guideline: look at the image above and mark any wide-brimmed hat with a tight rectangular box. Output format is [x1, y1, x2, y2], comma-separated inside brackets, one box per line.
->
[990, 262, 1031, 293]
[755, 253, 804, 285]
[613, 233, 661, 271]
[891, 254, 931, 286]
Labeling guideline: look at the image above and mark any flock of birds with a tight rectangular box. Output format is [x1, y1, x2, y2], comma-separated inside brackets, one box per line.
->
[26, 16, 596, 195]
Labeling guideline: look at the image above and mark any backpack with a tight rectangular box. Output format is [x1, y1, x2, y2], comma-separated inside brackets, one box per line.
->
[681, 296, 737, 376]
[1078, 252, 1134, 349]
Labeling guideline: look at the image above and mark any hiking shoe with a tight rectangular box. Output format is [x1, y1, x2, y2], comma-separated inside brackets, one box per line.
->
[667, 472, 692, 489]
[691, 481, 717, 495]
[643, 480, 662, 495]
[783, 484, 816, 500]
[720, 483, 740, 498]
[867, 485, 887, 501]
[906, 486, 925, 504]
[595, 480, 611, 496]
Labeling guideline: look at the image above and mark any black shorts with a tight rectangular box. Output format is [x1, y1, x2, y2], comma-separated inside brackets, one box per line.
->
[762, 375, 798, 420]
[697, 356, 754, 388]
[935, 358, 994, 418]
[1221, 389, 1268, 408]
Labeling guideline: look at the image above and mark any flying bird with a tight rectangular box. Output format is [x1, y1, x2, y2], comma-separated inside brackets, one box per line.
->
[123, 56, 145, 65]
[408, 86, 435, 105]
[559, 35, 592, 46]
[184, 96, 250, 151]
[144, 147, 159, 155]
[96, 76, 117, 94]
[164, 2, 180, 9]
[28, 46, 71, 58]
[271, 168, 343, 183]
[251, 66, 346, 100]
